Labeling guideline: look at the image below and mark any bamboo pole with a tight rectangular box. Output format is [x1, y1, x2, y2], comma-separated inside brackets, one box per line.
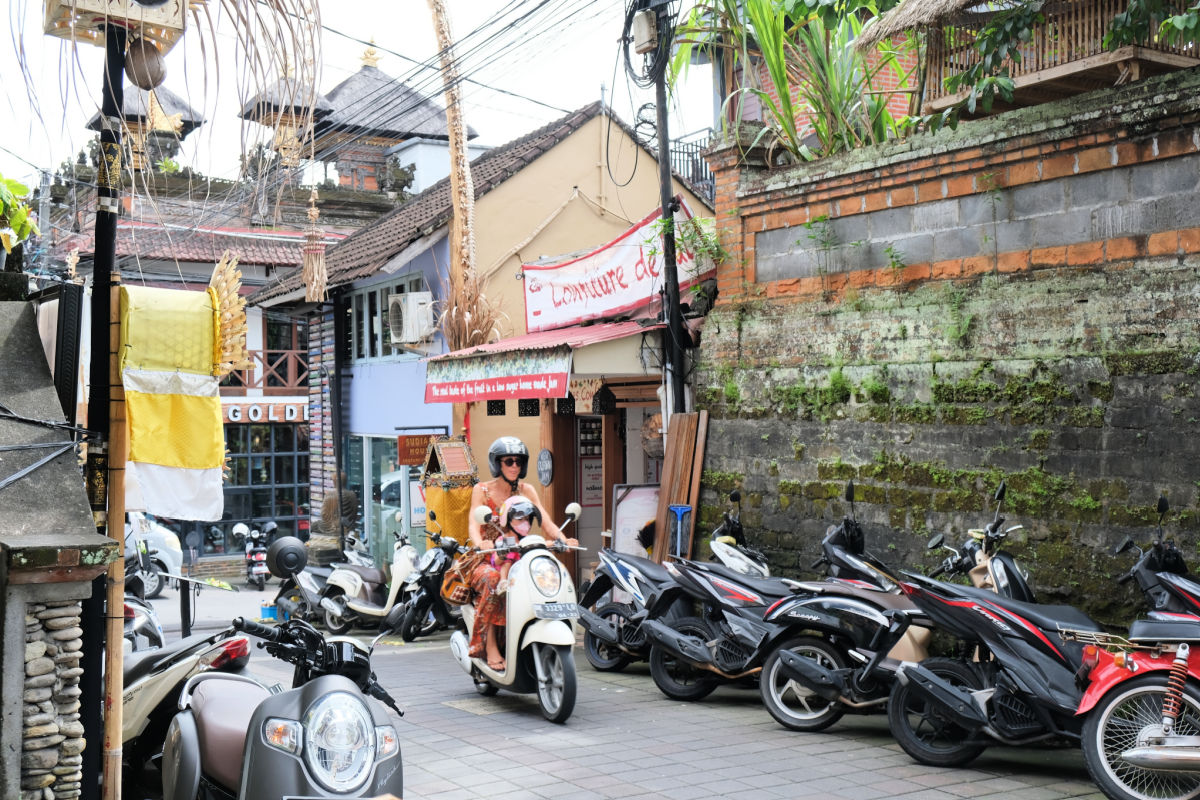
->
[101, 277, 126, 800]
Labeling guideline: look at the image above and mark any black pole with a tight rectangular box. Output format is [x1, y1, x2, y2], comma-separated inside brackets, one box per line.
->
[80, 25, 126, 800]
[655, 33, 686, 415]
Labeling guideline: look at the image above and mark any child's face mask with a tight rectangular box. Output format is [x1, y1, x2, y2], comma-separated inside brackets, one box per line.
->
[510, 517, 532, 536]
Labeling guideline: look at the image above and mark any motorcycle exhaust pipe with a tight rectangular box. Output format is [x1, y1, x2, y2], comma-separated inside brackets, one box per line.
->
[640, 619, 713, 666]
[777, 650, 845, 703]
[1121, 746, 1200, 772]
[320, 597, 344, 616]
[896, 664, 988, 731]
[577, 606, 619, 645]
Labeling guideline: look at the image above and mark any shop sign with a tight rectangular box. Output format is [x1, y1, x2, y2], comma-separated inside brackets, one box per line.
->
[224, 402, 310, 423]
[397, 435, 435, 466]
[522, 198, 713, 332]
[425, 346, 572, 403]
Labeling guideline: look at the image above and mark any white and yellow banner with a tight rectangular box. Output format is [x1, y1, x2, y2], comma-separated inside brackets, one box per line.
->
[120, 285, 225, 521]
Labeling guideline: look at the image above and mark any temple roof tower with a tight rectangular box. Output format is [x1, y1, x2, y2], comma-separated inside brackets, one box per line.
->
[87, 84, 203, 171]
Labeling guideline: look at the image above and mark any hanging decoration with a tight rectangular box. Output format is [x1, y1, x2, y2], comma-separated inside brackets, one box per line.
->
[209, 250, 253, 377]
[302, 189, 327, 302]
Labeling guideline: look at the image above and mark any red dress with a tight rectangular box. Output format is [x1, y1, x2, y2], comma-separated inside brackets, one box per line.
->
[467, 486, 508, 660]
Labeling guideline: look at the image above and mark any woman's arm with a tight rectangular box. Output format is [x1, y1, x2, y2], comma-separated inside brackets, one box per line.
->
[467, 483, 492, 550]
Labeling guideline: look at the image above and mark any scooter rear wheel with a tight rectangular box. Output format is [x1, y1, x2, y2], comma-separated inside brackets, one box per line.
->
[649, 616, 720, 701]
[584, 602, 635, 672]
[887, 658, 986, 767]
[1082, 674, 1200, 800]
[537, 644, 576, 723]
[760, 636, 847, 732]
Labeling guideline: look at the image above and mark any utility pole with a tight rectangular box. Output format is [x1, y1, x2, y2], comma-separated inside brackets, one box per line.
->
[650, 3, 687, 415]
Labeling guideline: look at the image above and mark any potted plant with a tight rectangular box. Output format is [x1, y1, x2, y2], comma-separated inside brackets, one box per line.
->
[0, 171, 39, 259]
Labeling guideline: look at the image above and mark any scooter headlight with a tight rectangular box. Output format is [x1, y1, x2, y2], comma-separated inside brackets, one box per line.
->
[303, 692, 375, 793]
[530, 555, 561, 597]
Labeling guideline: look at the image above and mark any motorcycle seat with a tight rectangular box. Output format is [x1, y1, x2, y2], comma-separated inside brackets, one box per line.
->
[193, 678, 270, 793]
[1129, 618, 1200, 642]
[808, 580, 916, 612]
[955, 585, 1102, 633]
[619, 553, 674, 584]
[340, 564, 387, 585]
[124, 632, 217, 686]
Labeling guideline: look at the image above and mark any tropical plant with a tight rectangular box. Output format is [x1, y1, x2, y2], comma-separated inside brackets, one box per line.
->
[672, 0, 910, 163]
[0, 172, 39, 254]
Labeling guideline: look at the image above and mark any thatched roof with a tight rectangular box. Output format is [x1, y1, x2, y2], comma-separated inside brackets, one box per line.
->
[856, 0, 998, 51]
[86, 84, 205, 137]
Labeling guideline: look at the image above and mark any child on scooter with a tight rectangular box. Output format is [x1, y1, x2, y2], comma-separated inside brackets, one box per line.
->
[494, 496, 537, 593]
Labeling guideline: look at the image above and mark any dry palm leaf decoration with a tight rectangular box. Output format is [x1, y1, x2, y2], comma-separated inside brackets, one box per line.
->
[209, 250, 253, 378]
[302, 189, 327, 302]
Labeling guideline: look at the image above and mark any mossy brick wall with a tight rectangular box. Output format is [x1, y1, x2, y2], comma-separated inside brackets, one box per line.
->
[698, 68, 1200, 626]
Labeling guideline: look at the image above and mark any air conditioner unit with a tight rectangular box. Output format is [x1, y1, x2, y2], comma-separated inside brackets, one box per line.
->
[387, 291, 436, 345]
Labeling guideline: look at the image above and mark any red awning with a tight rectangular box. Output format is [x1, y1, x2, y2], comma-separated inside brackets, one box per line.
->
[424, 319, 664, 403]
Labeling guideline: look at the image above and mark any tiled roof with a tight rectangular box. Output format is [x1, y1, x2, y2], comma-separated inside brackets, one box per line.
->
[252, 101, 606, 305]
[86, 83, 204, 137]
[55, 221, 343, 269]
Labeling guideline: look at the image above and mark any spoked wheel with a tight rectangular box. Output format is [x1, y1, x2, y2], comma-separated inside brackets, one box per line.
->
[760, 636, 847, 732]
[584, 602, 635, 672]
[1082, 675, 1200, 800]
[536, 644, 577, 724]
[141, 563, 165, 600]
[648, 616, 720, 702]
[322, 595, 355, 635]
[887, 658, 987, 767]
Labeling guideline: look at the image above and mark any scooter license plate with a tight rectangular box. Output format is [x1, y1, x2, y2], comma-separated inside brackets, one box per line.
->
[534, 603, 579, 620]
[252, 564, 269, 575]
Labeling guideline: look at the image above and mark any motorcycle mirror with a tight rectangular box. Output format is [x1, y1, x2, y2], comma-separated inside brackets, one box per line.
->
[472, 505, 493, 525]
[927, 533, 945, 550]
[994, 482, 1007, 504]
[428, 510, 438, 522]
[845, 481, 855, 503]
[728, 490, 741, 504]
[564, 501, 583, 521]
[266, 536, 308, 579]
[1158, 495, 1170, 516]
[1113, 536, 1134, 556]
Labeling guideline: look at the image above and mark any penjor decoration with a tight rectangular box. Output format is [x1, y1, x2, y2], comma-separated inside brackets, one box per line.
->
[302, 189, 327, 302]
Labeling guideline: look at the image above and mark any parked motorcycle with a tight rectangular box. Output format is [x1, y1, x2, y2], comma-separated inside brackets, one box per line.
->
[160, 537, 404, 799]
[447, 502, 584, 723]
[124, 534, 165, 652]
[395, 512, 464, 642]
[233, 522, 271, 591]
[122, 630, 250, 795]
[764, 481, 1027, 732]
[320, 527, 419, 634]
[273, 531, 375, 624]
[708, 490, 770, 577]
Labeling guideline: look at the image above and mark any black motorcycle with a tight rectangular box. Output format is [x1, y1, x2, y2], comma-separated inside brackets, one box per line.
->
[396, 512, 464, 642]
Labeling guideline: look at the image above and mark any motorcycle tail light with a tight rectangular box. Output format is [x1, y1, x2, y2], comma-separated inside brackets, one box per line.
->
[264, 717, 302, 754]
[123, 603, 135, 621]
[376, 725, 399, 760]
[1081, 645, 1101, 673]
[201, 637, 250, 670]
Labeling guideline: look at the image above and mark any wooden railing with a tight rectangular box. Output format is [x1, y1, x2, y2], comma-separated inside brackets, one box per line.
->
[221, 349, 309, 396]
[925, 0, 1200, 109]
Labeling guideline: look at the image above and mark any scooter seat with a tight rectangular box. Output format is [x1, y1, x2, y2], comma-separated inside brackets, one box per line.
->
[192, 678, 270, 793]
[1130, 618, 1200, 642]
[808, 580, 916, 612]
[340, 564, 387, 585]
[691, 561, 792, 600]
[955, 584, 1102, 633]
[619, 552, 674, 584]
[124, 632, 217, 687]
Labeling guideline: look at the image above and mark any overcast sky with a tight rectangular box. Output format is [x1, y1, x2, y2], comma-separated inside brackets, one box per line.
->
[1, 0, 713, 196]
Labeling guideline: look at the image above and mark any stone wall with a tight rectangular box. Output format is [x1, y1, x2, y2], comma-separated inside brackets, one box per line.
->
[698, 68, 1200, 625]
[21, 601, 84, 800]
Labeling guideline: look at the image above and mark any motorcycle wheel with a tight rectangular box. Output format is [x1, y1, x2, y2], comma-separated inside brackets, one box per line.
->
[475, 679, 498, 697]
[255, 575, 265, 592]
[887, 658, 987, 767]
[536, 644, 577, 724]
[322, 595, 355, 635]
[584, 602, 635, 672]
[140, 563, 164, 600]
[760, 636, 847, 732]
[1082, 674, 1200, 800]
[648, 616, 720, 702]
[400, 604, 425, 642]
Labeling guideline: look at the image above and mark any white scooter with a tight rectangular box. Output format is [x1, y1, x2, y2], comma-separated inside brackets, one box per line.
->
[320, 528, 419, 634]
[449, 502, 584, 723]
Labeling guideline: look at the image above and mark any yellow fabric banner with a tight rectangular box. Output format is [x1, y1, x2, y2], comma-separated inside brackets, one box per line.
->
[125, 389, 223, 469]
[120, 285, 216, 376]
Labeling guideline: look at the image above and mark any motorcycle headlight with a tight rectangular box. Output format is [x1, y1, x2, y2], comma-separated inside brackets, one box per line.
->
[303, 692, 375, 793]
[530, 555, 561, 597]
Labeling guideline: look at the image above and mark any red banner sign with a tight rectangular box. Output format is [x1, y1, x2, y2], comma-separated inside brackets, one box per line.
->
[424, 371, 568, 403]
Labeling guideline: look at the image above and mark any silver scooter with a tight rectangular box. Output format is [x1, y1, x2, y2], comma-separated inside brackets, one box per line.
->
[160, 538, 404, 799]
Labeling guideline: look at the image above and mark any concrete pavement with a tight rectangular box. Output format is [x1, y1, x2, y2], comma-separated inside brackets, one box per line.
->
[140, 583, 1105, 800]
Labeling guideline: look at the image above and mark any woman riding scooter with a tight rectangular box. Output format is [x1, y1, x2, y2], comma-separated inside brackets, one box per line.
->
[467, 437, 576, 672]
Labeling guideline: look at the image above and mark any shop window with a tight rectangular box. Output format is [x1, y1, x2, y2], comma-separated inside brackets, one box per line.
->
[556, 396, 575, 416]
[518, 398, 540, 417]
[487, 400, 506, 416]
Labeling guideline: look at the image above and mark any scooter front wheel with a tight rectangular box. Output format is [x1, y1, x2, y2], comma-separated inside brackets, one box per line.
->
[537, 644, 577, 723]
[322, 596, 355, 635]
[1082, 674, 1200, 800]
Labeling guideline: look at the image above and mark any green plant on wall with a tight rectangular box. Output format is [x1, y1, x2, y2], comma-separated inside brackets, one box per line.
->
[944, 288, 973, 348]
[0, 171, 39, 254]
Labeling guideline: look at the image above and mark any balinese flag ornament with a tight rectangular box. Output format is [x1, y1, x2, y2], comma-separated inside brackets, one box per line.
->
[120, 251, 252, 520]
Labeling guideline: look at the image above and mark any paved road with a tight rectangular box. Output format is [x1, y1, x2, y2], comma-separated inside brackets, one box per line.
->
[143, 584, 1105, 800]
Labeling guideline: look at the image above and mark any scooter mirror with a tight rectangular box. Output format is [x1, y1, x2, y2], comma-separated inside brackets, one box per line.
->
[1113, 536, 1134, 556]
[564, 501, 583, 521]
[266, 536, 308, 579]
[927, 533, 945, 550]
[729, 490, 741, 504]
[845, 481, 855, 503]
[429, 510, 438, 522]
[994, 482, 1007, 503]
[1158, 495, 1170, 516]
[472, 505, 493, 525]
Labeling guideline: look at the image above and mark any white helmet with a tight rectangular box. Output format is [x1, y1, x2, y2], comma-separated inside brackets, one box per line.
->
[232, 522, 250, 539]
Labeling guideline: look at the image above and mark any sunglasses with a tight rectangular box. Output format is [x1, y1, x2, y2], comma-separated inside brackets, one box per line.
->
[500, 457, 523, 467]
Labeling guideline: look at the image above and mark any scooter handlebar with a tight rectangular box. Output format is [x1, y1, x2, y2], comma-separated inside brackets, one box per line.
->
[233, 617, 281, 642]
